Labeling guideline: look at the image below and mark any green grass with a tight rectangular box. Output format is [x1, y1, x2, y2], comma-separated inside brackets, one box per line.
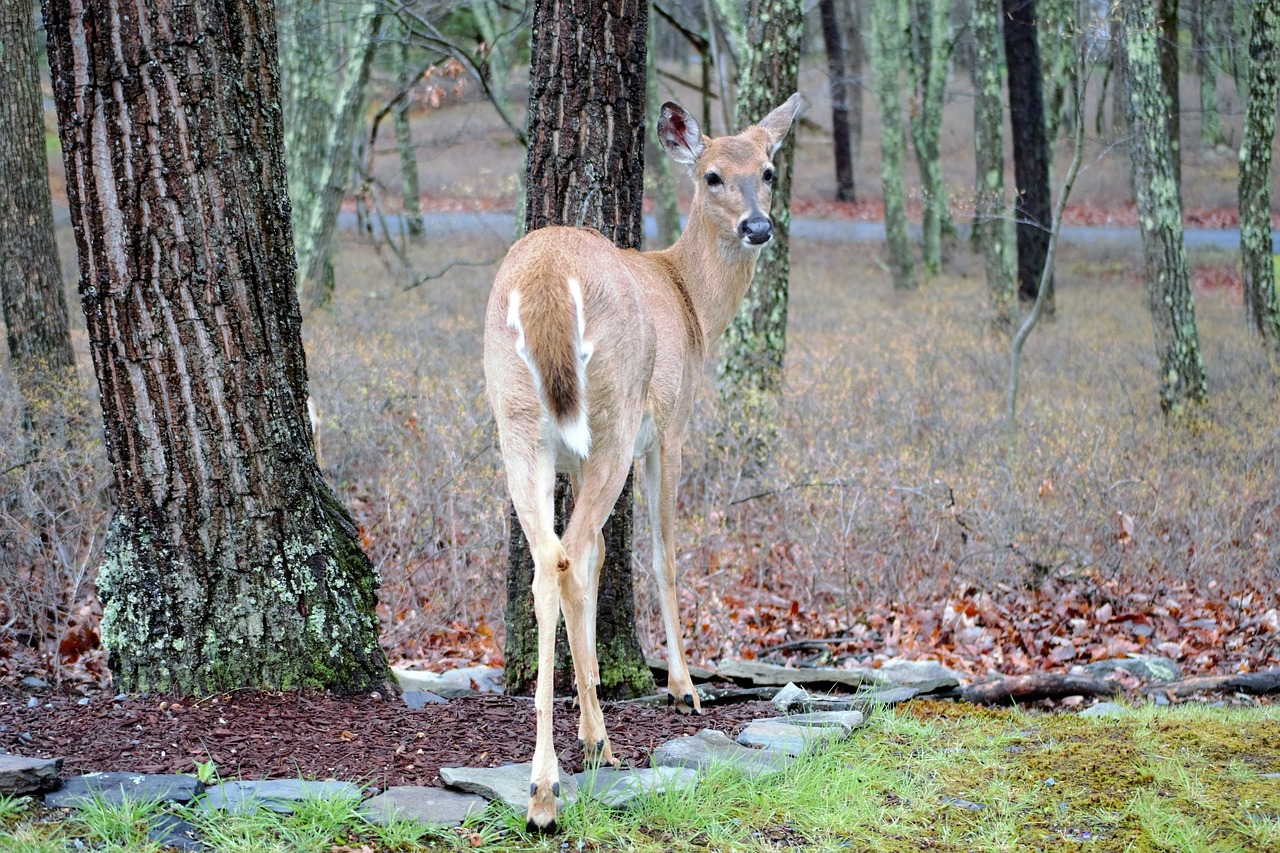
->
[3, 702, 1277, 852]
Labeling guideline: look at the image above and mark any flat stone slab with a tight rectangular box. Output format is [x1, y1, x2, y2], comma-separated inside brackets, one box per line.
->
[197, 779, 362, 814]
[871, 659, 963, 693]
[736, 719, 842, 757]
[392, 666, 503, 696]
[716, 660, 877, 690]
[440, 763, 577, 813]
[148, 813, 203, 851]
[573, 766, 698, 809]
[45, 772, 202, 808]
[771, 684, 919, 713]
[362, 786, 488, 826]
[0, 753, 62, 796]
[776, 710, 865, 735]
[402, 690, 450, 709]
[651, 728, 793, 778]
[1079, 701, 1129, 718]
[1082, 656, 1181, 683]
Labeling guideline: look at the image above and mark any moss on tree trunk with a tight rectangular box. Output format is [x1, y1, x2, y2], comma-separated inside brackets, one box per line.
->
[870, 0, 916, 291]
[972, 0, 1016, 326]
[1238, 0, 1280, 353]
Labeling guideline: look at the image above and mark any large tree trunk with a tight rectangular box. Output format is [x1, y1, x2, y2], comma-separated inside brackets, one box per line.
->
[278, 0, 382, 312]
[504, 0, 654, 701]
[0, 0, 75, 384]
[870, 0, 916, 290]
[1118, 0, 1208, 415]
[1238, 0, 1280, 352]
[1002, 0, 1054, 312]
[907, 0, 953, 276]
[972, 0, 1016, 327]
[716, 0, 804, 455]
[820, 0, 855, 202]
[842, 0, 866, 191]
[42, 0, 392, 694]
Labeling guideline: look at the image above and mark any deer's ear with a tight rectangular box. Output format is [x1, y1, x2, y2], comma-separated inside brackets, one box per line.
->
[657, 102, 706, 167]
[758, 93, 803, 155]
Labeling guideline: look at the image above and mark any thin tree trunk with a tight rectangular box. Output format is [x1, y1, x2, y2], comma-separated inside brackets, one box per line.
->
[716, 0, 804, 461]
[1039, 0, 1076, 145]
[279, 0, 382, 312]
[648, 4, 684, 248]
[1158, 0, 1182, 192]
[972, 0, 1016, 327]
[1118, 0, 1208, 415]
[393, 27, 424, 241]
[505, 0, 654, 701]
[43, 0, 392, 694]
[0, 0, 75, 383]
[1190, 0, 1226, 147]
[1003, 0, 1054, 312]
[820, 0, 855, 202]
[908, 0, 953, 275]
[843, 0, 866, 184]
[870, 0, 916, 290]
[1238, 0, 1280, 352]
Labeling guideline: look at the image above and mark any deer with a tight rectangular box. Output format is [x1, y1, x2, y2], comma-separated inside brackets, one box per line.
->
[483, 93, 801, 833]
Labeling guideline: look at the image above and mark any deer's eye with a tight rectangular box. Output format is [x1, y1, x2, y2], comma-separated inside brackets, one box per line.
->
[762, 167, 776, 184]
[704, 172, 723, 188]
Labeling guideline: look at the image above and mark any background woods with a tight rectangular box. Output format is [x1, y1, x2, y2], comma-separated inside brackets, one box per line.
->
[2, 0, 1279, 695]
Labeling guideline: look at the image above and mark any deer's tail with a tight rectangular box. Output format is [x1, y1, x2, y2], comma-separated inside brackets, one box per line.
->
[506, 276, 593, 458]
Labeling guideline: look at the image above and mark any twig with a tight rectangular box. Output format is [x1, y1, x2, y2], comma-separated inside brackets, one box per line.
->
[400, 258, 503, 293]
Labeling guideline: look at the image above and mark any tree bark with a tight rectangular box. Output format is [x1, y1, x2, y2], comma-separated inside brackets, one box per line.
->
[907, 0, 954, 276]
[1118, 0, 1208, 416]
[870, 0, 916, 290]
[972, 0, 1016, 326]
[1002, 0, 1054, 312]
[278, 0, 382, 312]
[842, 0, 866, 191]
[505, 0, 654, 701]
[715, 0, 804, 464]
[1238, 0, 1280, 352]
[42, 0, 392, 694]
[1190, 0, 1226, 148]
[1158, 0, 1182, 192]
[820, 0, 855, 202]
[1038, 0, 1075, 145]
[393, 26, 424, 241]
[647, 4, 684, 249]
[0, 0, 75, 382]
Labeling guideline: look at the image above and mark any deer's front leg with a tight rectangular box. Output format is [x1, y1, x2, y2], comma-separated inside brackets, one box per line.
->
[527, 537, 566, 832]
[643, 442, 701, 715]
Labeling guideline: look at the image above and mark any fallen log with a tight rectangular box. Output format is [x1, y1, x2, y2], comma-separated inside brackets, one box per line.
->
[1143, 670, 1280, 699]
[961, 674, 1119, 705]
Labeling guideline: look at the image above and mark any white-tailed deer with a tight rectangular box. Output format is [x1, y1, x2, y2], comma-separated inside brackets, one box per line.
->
[483, 93, 800, 832]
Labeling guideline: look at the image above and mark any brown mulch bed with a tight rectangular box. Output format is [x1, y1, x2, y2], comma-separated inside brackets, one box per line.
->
[0, 689, 777, 790]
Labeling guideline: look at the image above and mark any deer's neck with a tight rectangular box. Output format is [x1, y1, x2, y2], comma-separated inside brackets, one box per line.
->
[658, 212, 761, 348]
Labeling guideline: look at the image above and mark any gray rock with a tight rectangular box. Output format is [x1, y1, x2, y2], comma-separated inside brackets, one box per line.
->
[361, 786, 488, 826]
[776, 710, 865, 735]
[440, 763, 577, 813]
[736, 719, 842, 757]
[651, 728, 793, 778]
[716, 660, 877, 690]
[572, 766, 698, 809]
[1082, 656, 1181, 683]
[21, 677, 49, 689]
[148, 813, 203, 851]
[45, 772, 202, 808]
[402, 690, 449, 709]
[871, 659, 963, 693]
[1260, 772, 1280, 780]
[392, 666, 503, 696]
[1079, 701, 1128, 718]
[197, 779, 362, 814]
[0, 753, 62, 796]
[940, 795, 986, 811]
[771, 683, 812, 711]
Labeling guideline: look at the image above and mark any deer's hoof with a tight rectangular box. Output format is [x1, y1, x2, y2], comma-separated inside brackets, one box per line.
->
[526, 782, 559, 834]
[669, 690, 702, 716]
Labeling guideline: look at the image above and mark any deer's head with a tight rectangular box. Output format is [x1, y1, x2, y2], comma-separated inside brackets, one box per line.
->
[657, 94, 801, 250]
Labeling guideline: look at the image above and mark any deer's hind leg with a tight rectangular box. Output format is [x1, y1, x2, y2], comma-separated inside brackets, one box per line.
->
[505, 445, 566, 832]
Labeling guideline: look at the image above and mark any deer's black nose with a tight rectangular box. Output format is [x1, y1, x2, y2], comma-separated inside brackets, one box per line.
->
[738, 216, 773, 245]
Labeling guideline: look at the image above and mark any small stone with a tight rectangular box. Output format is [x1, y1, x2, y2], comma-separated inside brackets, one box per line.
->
[940, 795, 985, 811]
[77, 698, 91, 706]
[771, 682, 812, 711]
[362, 786, 488, 826]
[46, 773, 203, 808]
[440, 764, 577, 813]
[871, 659, 963, 694]
[21, 677, 49, 689]
[1079, 701, 1128, 718]
[736, 719, 841, 756]
[26, 698, 39, 709]
[0, 754, 63, 796]
[573, 766, 697, 810]
[777, 710, 865, 735]
[197, 779, 361, 814]
[651, 728, 793, 778]
[148, 813, 203, 851]
[402, 690, 449, 709]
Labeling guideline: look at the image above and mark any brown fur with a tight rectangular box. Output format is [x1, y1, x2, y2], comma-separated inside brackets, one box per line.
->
[518, 275, 581, 425]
